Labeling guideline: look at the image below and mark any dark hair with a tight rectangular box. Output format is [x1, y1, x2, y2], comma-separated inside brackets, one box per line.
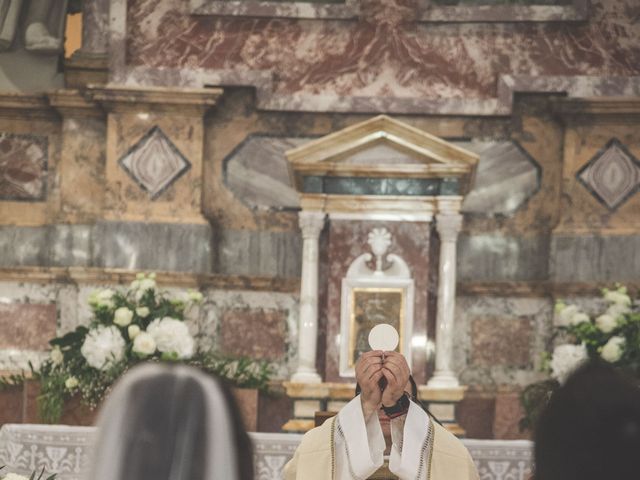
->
[355, 375, 418, 400]
[534, 361, 640, 480]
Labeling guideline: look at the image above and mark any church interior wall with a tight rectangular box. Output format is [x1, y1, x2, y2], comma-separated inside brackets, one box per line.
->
[0, 0, 638, 437]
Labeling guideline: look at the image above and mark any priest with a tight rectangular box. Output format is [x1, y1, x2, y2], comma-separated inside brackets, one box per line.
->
[284, 350, 478, 480]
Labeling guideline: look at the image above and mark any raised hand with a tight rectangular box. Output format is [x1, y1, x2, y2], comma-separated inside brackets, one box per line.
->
[355, 350, 384, 419]
[380, 351, 410, 408]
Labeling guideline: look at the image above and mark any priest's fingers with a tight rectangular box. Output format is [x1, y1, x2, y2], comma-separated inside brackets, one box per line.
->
[383, 351, 410, 371]
[382, 356, 410, 382]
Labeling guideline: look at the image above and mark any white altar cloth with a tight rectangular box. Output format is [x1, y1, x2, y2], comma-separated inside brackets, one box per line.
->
[0, 424, 532, 480]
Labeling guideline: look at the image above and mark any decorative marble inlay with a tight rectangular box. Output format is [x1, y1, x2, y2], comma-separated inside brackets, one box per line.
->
[461, 141, 541, 215]
[118, 126, 191, 199]
[0, 132, 48, 201]
[577, 138, 640, 210]
[224, 135, 308, 209]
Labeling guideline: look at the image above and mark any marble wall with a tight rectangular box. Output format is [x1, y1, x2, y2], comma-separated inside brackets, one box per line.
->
[0, 0, 638, 438]
[115, 0, 640, 114]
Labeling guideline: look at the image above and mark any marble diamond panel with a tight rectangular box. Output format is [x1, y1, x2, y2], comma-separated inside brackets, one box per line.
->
[118, 126, 191, 199]
[0, 132, 48, 201]
[461, 140, 541, 215]
[577, 138, 640, 210]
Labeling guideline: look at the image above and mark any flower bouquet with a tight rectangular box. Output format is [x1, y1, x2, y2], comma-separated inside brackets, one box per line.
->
[35, 273, 274, 423]
[520, 285, 638, 431]
[0, 466, 56, 480]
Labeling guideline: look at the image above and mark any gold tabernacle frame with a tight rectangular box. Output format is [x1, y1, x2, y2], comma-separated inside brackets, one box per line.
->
[348, 287, 405, 369]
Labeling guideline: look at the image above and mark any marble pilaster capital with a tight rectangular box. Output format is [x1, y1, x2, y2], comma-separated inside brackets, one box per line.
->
[48, 89, 104, 118]
[435, 213, 463, 242]
[87, 85, 224, 116]
[298, 210, 326, 239]
[436, 196, 463, 215]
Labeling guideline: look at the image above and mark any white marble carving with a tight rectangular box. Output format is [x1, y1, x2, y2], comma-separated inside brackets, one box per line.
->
[577, 138, 640, 210]
[119, 126, 191, 199]
[291, 210, 325, 383]
[339, 228, 415, 377]
[0, 424, 532, 480]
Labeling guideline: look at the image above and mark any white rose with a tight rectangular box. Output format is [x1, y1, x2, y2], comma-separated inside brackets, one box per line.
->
[135, 278, 157, 301]
[601, 336, 625, 363]
[4, 474, 30, 480]
[554, 304, 589, 327]
[136, 272, 145, 280]
[80, 325, 126, 371]
[89, 289, 116, 309]
[550, 343, 588, 384]
[595, 314, 617, 333]
[113, 307, 134, 327]
[606, 303, 631, 320]
[136, 306, 150, 318]
[50, 346, 63, 366]
[147, 317, 195, 359]
[65, 376, 79, 389]
[604, 290, 631, 306]
[128, 324, 141, 339]
[132, 332, 156, 357]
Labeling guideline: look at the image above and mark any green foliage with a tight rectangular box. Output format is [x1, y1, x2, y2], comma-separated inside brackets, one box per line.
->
[520, 285, 638, 432]
[192, 352, 275, 391]
[36, 273, 275, 422]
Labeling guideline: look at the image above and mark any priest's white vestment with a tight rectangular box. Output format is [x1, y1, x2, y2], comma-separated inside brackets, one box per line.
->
[283, 395, 479, 480]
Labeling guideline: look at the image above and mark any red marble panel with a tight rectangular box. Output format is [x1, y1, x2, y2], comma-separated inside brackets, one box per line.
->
[219, 308, 287, 361]
[0, 304, 57, 350]
[0, 385, 24, 425]
[457, 391, 495, 439]
[493, 388, 530, 440]
[124, 0, 640, 111]
[323, 219, 432, 384]
[257, 390, 294, 433]
[0, 133, 48, 201]
[471, 316, 532, 368]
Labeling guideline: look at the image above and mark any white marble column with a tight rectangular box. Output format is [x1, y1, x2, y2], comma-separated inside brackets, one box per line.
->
[291, 210, 326, 383]
[428, 198, 463, 389]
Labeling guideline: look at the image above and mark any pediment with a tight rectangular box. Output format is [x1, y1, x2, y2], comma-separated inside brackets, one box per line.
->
[286, 115, 478, 195]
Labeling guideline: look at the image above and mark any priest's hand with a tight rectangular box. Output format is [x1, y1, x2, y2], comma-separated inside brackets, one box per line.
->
[355, 350, 384, 420]
[381, 351, 411, 408]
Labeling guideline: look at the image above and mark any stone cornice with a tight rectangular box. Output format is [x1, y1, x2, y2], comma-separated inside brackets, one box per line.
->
[87, 85, 224, 115]
[0, 267, 298, 293]
[552, 97, 640, 122]
[48, 89, 104, 118]
[0, 93, 58, 120]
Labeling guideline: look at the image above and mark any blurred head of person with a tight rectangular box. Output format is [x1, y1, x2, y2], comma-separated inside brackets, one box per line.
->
[534, 360, 640, 480]
[89, 363, 253, 480]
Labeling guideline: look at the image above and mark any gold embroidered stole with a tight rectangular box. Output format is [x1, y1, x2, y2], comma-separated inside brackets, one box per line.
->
[332, 414, 435, 480]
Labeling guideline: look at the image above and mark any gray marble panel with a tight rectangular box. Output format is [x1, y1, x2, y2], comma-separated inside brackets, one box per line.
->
[217, 229, 301, 278]
[0, 226, 48, 266]
[550, 235, 640, 282]
[457, 234, 549, 282]
[93, 222, 212, 273]
[47, 224, 93, 267]
[0, 223, 214, 273]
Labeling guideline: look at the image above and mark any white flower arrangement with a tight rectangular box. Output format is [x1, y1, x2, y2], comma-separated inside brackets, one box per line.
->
[35, 272, 274, 423]
[522, 285, 639, 430]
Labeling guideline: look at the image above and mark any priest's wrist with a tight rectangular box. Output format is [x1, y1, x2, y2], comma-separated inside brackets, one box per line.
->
[381, 392, 410, 419]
